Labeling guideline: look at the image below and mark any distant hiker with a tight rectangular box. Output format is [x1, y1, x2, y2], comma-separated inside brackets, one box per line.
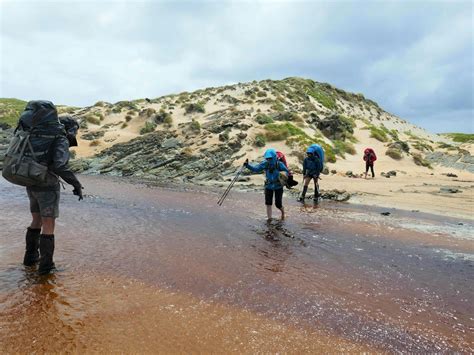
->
[298, 147, 323, 203]
[363, 148, 377, 179]
[2, 101, 83, 275]
[244, 149, 289, 221]
[276, 150, 298, 188]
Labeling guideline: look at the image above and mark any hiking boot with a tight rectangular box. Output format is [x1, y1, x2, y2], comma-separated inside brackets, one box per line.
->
[297, 196, 304, 203]
[23, 227, 40, 266]
[38, 234, 55, 275]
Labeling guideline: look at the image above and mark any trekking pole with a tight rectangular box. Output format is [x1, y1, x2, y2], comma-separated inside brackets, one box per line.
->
[217, 165, 245, 206]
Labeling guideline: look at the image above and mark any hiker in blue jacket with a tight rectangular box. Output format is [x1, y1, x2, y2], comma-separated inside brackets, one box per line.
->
[244, 149, 289, 221]
[298, 147, 323, 202]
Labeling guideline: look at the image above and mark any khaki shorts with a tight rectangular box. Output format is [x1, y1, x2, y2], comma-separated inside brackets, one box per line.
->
[26, 188, 60, 218]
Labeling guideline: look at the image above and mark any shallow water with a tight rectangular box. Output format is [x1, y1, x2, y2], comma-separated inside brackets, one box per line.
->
[0, 175, 473, 352]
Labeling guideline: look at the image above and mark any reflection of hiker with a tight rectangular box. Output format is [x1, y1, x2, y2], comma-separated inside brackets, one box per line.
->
[276, 150, 298, 188]
[363, 148, 377, 179]
[298, 147, 323, 202]
[6, 101, 83, 275]
[244, 149, 289, 221]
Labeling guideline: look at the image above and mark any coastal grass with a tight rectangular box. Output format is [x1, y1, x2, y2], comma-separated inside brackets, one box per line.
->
[140, 121, 157, 135]
[443, 133, 474, 143]
[386, 147, 403, 160]
[0, 98, 27, 128]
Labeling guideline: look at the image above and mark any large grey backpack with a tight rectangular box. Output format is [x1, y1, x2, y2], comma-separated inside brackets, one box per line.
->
[2, 129, 50, 186]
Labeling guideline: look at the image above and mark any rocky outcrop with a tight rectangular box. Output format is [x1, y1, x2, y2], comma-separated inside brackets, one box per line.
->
[74, 130, 244, 182]
[426, 151, 474, 173]
[315, 113, 354, 140]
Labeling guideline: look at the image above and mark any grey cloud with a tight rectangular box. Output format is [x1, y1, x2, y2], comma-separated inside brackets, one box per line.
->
[0, 0, 472, 133]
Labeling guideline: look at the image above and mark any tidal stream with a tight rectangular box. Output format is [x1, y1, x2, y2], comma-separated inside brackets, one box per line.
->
[0, 175, 472, 352]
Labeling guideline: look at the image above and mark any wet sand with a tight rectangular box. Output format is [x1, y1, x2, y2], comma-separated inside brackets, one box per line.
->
[0, 175, 473, 353]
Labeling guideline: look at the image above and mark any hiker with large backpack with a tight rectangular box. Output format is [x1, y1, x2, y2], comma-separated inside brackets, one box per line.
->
[298, 145, 323, 203]
[363, 148, 377, 179]
[2, 101, 83, 275]
[244, 148, 289, 221]
[276, 150, 298, 189]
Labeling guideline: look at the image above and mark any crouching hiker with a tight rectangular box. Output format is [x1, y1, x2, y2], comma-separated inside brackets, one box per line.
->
[244, 149, 289, 221]
[2, 101, 83, 275]
[298, 147, 323, 203]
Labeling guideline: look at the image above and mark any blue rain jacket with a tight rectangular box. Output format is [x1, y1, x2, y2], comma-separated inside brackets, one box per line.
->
[303, 155, 322, 177]
[246, 149, 289, 190]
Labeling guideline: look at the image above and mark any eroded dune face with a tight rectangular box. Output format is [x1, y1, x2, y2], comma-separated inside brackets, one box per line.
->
[1, 175, 472, 353]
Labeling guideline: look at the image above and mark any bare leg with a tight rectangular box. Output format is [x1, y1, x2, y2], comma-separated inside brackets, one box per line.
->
[30, 212, 42, 229]
[279, 207, 285, 220]
[41, 217, 56, 235]
[266, 205, 272, 220]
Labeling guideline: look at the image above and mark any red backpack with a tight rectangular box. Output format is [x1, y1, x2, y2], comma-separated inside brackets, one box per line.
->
[364, 148, 377, 163]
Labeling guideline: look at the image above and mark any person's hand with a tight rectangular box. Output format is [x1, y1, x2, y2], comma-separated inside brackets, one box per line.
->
[73, 185, 83, 201]
[244, 158, 249, 166]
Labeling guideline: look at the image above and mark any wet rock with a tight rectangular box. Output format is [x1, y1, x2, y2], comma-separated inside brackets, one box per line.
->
[387, 170, 397, 177]
[345, 170, 353, 177]
[440, 187, 461, 193]
[330, 169, 337, 174]
[320, 189, 350, 202]
[381, 212, 391, 216]
[322, 167, 329, 175]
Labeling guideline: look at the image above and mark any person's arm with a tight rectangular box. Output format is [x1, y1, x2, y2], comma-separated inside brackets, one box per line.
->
[50, 136, 83, 200]
[245, 160, 266, 173]
[302, 158, 307, 176]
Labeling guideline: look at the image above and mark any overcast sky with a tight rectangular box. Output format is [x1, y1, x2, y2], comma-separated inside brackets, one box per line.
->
[1, 0, 472, 133]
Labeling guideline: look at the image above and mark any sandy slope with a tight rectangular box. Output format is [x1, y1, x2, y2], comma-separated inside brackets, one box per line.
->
[70, 84, 473, 220]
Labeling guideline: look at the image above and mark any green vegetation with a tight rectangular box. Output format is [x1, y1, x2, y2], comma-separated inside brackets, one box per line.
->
[254, 134, 266, 147]
[163, 115, 173, 127]
[412, 153, 432, 168]
[413, 141, 433, 152]
[153, 110, 172, 124]
[85, 114, 101, 125]
[125, 115, 133, 122]
[140, 121, 157, 135]
[255, 114, 273, 125]
[190, 119, 201, 132]
[386, 147, 403, 160]
[57, 105, 78, 114]
[307, 88, 336, 110]
[264, 122, 306, 141]
[115, 100, 138, 111]
[270, 101, 285, 112]
[332, 140, 356, 158]
[140, 108, 156, 118]
[364, 124, 388, 142]
[121, 122, 128, 129]
[0, 98, 27, 127]
[256, 91, 267, 97]
[443, 133, 474, 143]
[184, 102, 205, 114]
[219, 129, 230, 142]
